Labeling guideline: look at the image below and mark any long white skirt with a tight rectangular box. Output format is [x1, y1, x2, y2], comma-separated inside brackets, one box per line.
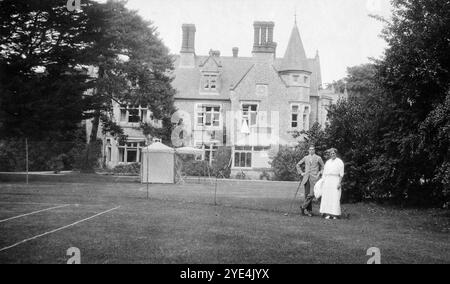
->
[319, 175, 341, 216]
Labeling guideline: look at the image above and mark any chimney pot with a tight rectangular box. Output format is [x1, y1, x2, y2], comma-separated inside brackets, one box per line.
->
[209, 49, 220, 57]
[232, 47, 239, 57]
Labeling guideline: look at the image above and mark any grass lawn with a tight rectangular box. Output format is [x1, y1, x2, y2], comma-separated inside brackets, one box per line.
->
[0, 173, 448, 264]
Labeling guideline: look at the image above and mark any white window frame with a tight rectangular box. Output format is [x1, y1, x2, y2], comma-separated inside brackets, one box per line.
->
[290, 103, 301, 129]
[194, 103, 222, 130]
[303, 105, 310, 130]
[202, 73, 219, 92]
[195, 142, 219, 164]
[105, 139, 112, 162]
[119, 105, 149, 124]
[240, 102, 259, 129]
[117, 141, 146, 164]
[233, 145, 272, 169]
[234, 146, 253, 169]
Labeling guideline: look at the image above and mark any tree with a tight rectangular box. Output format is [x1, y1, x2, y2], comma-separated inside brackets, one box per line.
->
[272, 123, 329, 182]
[326, 0, 450, 206]
[328, 64, 377, 97]
[372, 0, 450, 206]
[0, 0, 100, 140]
[81, 0, 176, 172]
[0, 0, 103, 171]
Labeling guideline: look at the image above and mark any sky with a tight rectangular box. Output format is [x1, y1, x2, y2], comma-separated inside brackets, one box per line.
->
[122, 0, 392, 84]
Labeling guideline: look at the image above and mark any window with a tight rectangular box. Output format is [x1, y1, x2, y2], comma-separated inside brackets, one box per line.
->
[118, 141, 146, 163]
[204, 144, 218, 164]
[120, 108, 127, 122]
[303, 106, 310, 130]
[118, 148, 125, 162]
[291, 104, 300, 128]
[196, 105, 221, 127]
[234, 146, 252, 168]
[119, 105, 149, 123]
[304, 76, 308, 84]
[203, 74, 218, 91]
[128, 108, 140, 123]
[254, 146, 271, 152]
[293, 74, 300, 83]
[140, 109, 147, 123]
[106, 139, 112, 162]
[242, 104, 258, 127]
[195, 143, 218, 164]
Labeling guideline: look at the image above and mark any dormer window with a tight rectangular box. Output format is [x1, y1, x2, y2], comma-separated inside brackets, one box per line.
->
[293, 75, 300, 83]
[304, 76, 309, 84]
[203, 74, 218, 92]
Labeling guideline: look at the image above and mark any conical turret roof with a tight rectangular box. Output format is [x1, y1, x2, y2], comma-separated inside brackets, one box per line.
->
[279, 24, 310, 72]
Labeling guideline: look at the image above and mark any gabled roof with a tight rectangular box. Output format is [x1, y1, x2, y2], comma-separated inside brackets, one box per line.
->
[279, 24, 311, 72]
[172, 55, 254, 100]
[199, 55, 222, 72]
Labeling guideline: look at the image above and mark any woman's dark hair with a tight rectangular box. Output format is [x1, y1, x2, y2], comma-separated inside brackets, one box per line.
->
[327, 148, 338, 155]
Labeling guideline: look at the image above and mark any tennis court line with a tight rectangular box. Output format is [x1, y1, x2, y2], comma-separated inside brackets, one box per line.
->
[0, 204, 71, 223]
[0, 206, 121, 253]
[0, 201, 72, 206]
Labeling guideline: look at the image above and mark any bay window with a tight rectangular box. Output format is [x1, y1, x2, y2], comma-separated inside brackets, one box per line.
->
[234, 146, 252, 168]
[291, 104, 300, 128]
[303, 106, 310, 130]
[118, 141, 146, 163]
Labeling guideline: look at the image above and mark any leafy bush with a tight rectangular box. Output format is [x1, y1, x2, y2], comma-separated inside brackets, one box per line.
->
[211, 147, 232, 178]
[270, 146, 305, 181]
[0, 129, 90, 172]
[235, 170, 249, 180]
[259, 170, 271, 181]
[181, 159, 211, 177]
[177, 147, 232, 178]
[112, 162, 140, 175]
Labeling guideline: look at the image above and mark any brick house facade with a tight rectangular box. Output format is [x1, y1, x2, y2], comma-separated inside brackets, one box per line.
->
[92, 21, 346, 178]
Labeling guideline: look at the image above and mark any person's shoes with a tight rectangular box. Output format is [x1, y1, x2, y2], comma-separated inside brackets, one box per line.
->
[305, 210, 313, 217]
[331, 216, 338, 220]
[325, 215, 331, 220]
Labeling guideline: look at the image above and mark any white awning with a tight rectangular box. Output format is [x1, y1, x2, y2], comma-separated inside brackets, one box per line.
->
[175, 147, 205, 155]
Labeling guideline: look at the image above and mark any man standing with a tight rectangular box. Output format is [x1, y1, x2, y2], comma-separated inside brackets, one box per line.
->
[296, 146, 324, 217]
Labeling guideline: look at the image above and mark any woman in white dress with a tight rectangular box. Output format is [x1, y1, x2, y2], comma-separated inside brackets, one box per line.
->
[320, 148, 344, 220]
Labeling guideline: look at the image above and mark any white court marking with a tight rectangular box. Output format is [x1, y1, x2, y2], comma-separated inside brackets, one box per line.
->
[0, 204, 71, 224]
[0, 206, 121, 253]
[0, 201, 71, 206]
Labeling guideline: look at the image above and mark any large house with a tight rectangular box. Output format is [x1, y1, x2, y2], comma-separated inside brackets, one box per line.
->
[92, 21, 346, 179]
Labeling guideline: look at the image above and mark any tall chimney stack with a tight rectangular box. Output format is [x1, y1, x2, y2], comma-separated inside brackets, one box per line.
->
[181, 24, 196, 53]
[180, 24, 196, 68]
[252, 21, 277, 57]
[232, 47, 239, 58]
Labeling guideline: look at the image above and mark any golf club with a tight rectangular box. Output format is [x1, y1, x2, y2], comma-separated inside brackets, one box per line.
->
[284, 180, 303, 216]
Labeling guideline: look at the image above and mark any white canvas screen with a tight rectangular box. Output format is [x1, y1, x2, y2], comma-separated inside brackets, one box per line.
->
[141, 152, 174, 184]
